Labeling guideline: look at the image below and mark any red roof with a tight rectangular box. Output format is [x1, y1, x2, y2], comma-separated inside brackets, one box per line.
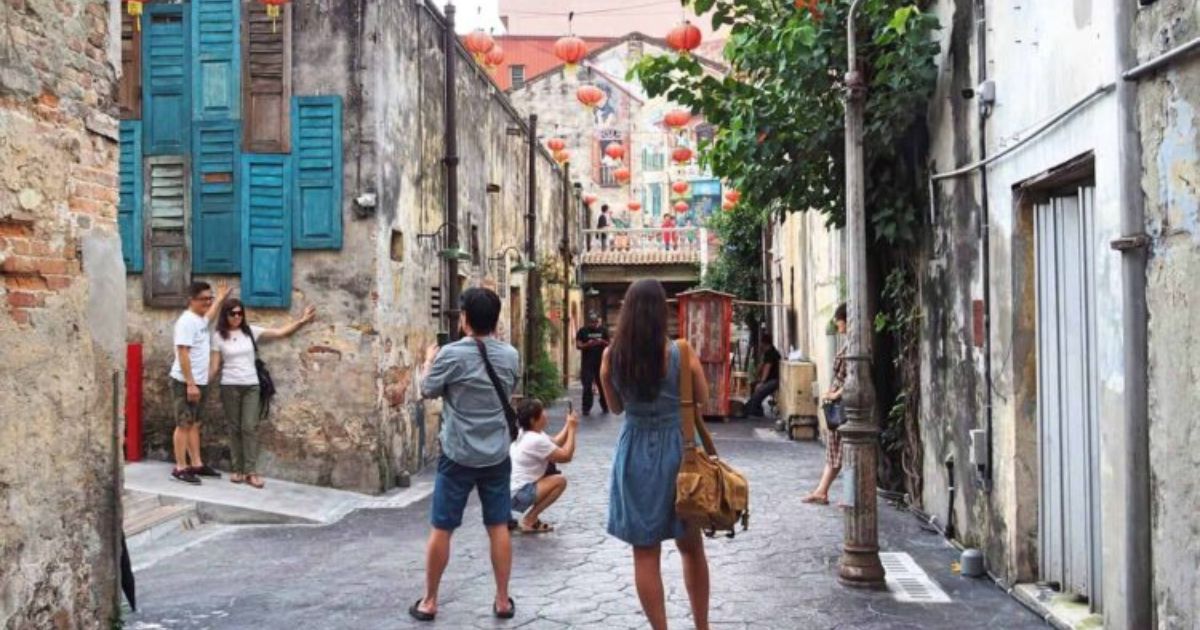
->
[471, 35, 616, 91]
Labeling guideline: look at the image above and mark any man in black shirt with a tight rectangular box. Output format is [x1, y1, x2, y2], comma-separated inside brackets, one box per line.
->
[575, 311, 610, 415]
[596, 205, 611, 251]
[744, 333, 781, 418]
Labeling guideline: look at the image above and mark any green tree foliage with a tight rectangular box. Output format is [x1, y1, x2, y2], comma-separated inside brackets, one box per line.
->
[526, 293, 565, 404]
[702, 202, 766, 303]
[630, 0, 939, 244]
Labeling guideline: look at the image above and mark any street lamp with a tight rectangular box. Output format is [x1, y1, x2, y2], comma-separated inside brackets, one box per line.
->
[838, 0, 885, 589]
[417, 222, 473, 262]
[489, 246, 536, 275]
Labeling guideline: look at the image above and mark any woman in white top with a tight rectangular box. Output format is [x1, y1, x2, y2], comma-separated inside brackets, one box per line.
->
[509, 399, 578, 533]
[210, 299, 315, 488]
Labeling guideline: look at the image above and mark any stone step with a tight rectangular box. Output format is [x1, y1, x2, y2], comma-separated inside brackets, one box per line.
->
[122, 490, 161, 521]
[125, 501, 199, 539]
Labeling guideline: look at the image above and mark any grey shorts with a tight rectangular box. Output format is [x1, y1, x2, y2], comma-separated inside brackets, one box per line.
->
[511, 481, 537, 513]
[170, 379, 209, 427]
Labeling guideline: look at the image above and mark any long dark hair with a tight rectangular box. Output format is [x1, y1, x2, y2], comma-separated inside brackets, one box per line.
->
[217, 298, 253, 340]
[609, 279, 668, 402]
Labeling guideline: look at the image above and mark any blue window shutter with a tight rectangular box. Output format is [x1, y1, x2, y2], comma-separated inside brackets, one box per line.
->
[143, 4, 190, 155]
[240, 154, 292, 308]
[191, 0, 240, 121]
[119, 121, 144, 272]
[192, 121, 241, 273]
[291, 95, 343, 249]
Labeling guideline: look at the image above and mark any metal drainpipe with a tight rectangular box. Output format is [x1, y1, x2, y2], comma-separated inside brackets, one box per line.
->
[443, 3, 461, 340]
[976, 0, 995, 490]
[1113, 1, 1153, 625]
[525, 114, 538, 396]
[561, 163, 572, 388]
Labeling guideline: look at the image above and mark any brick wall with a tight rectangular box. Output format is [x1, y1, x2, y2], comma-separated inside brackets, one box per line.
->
[0, 0, 124, 627]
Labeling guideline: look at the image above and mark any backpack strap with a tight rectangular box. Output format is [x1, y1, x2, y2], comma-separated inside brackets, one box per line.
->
[474, 338, 519, 441]
[675, 339, 718, 457]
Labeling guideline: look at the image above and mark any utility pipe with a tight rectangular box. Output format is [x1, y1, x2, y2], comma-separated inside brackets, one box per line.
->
[1123, 34, 1200, 81]
[525, 114, 538, 396]
[1113, 0, 1153, 625]
[561, 163, 572, 389]
[976, 0, 995, 489]
[443, 3, 461, 340]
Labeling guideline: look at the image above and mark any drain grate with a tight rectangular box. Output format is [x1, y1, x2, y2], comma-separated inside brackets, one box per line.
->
[880, 552, 952, 603]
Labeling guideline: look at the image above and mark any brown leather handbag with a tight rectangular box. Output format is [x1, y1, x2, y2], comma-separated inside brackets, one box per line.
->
[675, 340, 750, 537]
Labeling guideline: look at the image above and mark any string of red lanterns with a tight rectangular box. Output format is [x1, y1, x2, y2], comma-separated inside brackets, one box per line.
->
[577, 84, 605, 109]
[672, 147, 694, 164]
[553, 35, 588, 74]
[613, 167, 631, 184]
[464, 28, 496, 64]
[666, 22, 702, 55]
[484, 45, 505, 70]
[546, 137, 566, 152]
[674, 201, 690, 213]
[604, 143, 625, 160]
[671, 181, 689, 195]
[664, 109, 691, 129]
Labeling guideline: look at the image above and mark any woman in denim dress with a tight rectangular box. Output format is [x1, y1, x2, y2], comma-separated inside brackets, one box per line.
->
[600, 279, 712, 630]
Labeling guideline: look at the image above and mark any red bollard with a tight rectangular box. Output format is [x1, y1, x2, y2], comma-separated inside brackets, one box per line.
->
[125, 343, 143, 462]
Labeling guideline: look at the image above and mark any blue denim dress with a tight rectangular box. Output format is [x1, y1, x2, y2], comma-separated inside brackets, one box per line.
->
[607, 343, 687, 546]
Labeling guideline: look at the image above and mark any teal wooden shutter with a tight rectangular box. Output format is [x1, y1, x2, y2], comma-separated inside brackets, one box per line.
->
[291, 95, 343, 249]
[192, 0, 240, 121]
[241, 154, 292, 307]
[192, 121, 241, 273]
[143, 4, 189, 155]
[119, 121, 144, 272]
[143, 156, 191, 307]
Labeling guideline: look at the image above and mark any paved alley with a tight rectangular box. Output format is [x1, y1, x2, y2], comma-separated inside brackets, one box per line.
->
[126, 394, 1047, 629]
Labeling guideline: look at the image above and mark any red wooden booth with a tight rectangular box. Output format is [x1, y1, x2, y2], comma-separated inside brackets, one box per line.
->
[676, 289, 734, 418]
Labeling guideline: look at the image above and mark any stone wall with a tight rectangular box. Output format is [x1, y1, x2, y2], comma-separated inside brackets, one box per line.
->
[128, 0, 575, 492]
[0, 0, 125, 626]
[1134, 1, 1200, 627]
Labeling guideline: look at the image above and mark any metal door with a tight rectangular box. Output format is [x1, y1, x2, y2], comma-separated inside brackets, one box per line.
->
[1035, 187, 1102, 609]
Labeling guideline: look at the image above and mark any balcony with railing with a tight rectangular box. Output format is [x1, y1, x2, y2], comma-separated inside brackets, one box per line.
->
[580, 227, 711, 266]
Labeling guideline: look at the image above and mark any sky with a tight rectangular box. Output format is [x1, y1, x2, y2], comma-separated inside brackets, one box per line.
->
[453, 0, 507, 34]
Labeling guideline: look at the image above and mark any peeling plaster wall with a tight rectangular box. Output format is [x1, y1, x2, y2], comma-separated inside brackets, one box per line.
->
[1134, 2, 1200, 627]
[923, 1, 1132, 616]
[127, 0, 573, 493]
[0, 0, 124, 625]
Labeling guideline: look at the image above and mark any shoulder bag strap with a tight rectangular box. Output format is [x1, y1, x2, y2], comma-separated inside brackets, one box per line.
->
[474, 338, 519, 441]
[676, 339, 719, 457]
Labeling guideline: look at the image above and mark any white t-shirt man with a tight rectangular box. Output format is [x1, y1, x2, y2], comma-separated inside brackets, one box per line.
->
[210, 326, 265, 386]
[169, 310, 212, 385]
[509, 431, 557, 494]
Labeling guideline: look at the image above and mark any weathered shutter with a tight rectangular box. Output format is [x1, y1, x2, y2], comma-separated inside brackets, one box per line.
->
[240, 155, 292, 307]
[242, 1, 291, 153]
[143, 156, 191, 307]
[120, 10, 142, 119]
[119, 121, 144, 272]
[192, 0, 240, 120]
[291, 95, 343, 249]
[192, 121, 241, 273]
[143, 4, 190, 155]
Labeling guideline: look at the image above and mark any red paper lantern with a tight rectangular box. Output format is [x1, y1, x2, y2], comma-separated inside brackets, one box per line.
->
[672, 147, 694, 164]
[546, 137, 566, 152]
[553, 36, 588, 69]
[484, 45, 505, 69]
[554, 149, 571, 164]
[663, 109, 691, 129]
[671, 181, 689, 195]
[722, 201, 736, 211]
[674, 201, 689, 213]
[725, 189, 741, 203]
[613, 167, 631, 184]
[464, 29, 496, 63]
[794, 0, 824, 21]
[577, 84, 605, 109]
[604, 143, 625, 160]
[628, 201, 642, 211]
[582, 193, 598, 206]
[666, 22, 702, 55]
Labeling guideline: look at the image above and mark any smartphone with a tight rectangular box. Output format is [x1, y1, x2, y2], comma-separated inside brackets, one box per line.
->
[436, 332, 449, 347]
[567, 401, 574, 414]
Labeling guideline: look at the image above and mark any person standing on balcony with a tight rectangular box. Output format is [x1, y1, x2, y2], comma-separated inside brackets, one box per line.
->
[575, 311, 610, 416]
[661, 213, 677, 251]
[597, 204, 612, 251]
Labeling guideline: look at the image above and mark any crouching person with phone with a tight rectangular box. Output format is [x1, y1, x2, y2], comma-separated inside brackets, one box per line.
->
[510, 400, 578, 534]
[411, 287, 521, 622]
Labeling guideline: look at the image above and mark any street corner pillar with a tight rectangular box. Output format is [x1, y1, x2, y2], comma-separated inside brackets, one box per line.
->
[837, 2, 885, 589]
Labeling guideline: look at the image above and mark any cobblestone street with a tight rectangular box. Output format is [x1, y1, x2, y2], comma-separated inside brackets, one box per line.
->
[127, 393, 1047, 629]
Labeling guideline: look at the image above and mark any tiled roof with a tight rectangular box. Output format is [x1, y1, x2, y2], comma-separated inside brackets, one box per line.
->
[580, 250, 701, 266]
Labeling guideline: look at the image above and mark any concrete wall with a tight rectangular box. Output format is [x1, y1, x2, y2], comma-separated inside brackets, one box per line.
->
[0, 0, 125, 626]
[921, 0, 1134, 621]
[128, 0, 574, 492]
[1133, 2, 1200, 627]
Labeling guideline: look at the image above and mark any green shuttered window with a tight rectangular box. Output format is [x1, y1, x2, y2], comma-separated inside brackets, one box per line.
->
[143, 4, 190, 155]
[144, 156, 192, 307]
[192, 0, 241, 121]
[192, 121, 241, 273]
[292, 95, 343, 249]
[119, 121, 144, 272]
[241, 155, 292, 307]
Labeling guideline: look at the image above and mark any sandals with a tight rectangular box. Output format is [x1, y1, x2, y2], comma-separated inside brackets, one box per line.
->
[246, 474, 265, 489]
[494, 597, 515, 619]
[518, 520, 554, 534]
[408, 599, 435, 622]
[801, 494, 829, 505]
[230, 474, 245, 484]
